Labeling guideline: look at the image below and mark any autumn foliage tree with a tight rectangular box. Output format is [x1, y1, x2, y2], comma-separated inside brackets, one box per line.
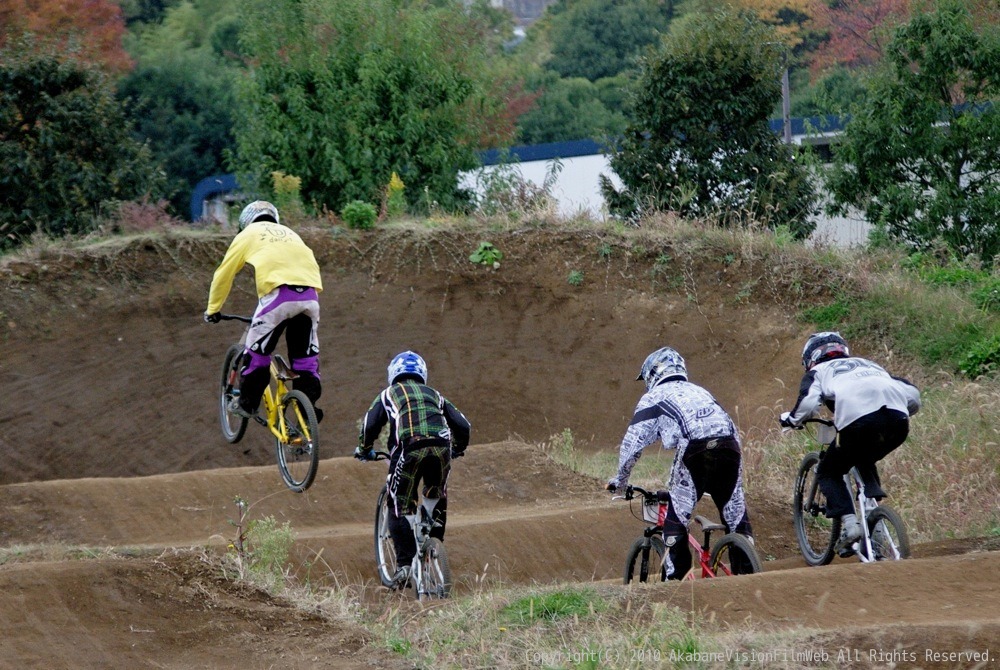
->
[826, 0, 1000, 263]
[728, 0, 817, 50]
[0, 0, 132, 73]
[809, 0, 911, 75]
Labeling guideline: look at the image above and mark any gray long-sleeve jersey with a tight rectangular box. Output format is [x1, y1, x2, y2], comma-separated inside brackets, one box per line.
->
[786, 357, 921, 429]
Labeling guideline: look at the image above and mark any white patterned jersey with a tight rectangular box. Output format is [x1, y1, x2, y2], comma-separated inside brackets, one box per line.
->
[612, 380, 737, 488]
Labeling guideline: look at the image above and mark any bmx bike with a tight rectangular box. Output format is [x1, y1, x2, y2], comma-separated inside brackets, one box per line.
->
[791, 417, 911, 565]
[216, 314, 320, 492]
[616, 485, 762, 583]
[365, 451, 453, 601]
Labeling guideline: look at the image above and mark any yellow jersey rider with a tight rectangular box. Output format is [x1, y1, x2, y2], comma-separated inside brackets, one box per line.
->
[204, 201, 324, 421]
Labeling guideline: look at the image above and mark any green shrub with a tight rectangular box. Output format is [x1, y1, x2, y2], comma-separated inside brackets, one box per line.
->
[341, 200, 378, 230]
[972, 278, 1000, 312]
[469, 241, 503, 267]
[959, 333, 1000, 378]
[567, 270, 584, 286]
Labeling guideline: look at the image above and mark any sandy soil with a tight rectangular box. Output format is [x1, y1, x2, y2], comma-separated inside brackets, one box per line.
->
[0, 227, 996, 669]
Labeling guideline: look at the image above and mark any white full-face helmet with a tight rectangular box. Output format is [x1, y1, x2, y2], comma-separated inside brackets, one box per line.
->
[237, 200, 280, 231]
[636, 347, 687, 391]
[387, 351, 428, 385]
[801, 332, 850, 370]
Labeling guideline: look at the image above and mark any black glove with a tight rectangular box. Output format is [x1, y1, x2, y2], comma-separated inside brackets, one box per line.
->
[779, 411, 797, 429]
[204, 312, 221, 324]
[354, 446, 375, 461]
[451, 447, 466, 459]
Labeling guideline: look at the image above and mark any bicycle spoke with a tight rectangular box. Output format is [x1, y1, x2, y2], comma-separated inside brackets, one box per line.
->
[275, 390, 319, 492]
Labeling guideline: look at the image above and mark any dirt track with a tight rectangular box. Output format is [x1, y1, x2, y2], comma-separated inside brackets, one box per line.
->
[1, 228, 998, 669]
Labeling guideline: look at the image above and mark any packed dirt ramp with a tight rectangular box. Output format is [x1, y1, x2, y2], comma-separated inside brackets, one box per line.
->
[1, 228, 997, 668]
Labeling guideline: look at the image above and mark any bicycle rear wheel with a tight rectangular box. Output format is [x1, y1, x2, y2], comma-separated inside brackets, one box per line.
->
[623, 536, 666, 584]
[866, 505, 911, 561]
[415, 538, 451, 601]
[709, 533, 763, 576]
[374, 485, 398, 587]
[219, 343, 249, 443]
[793, 451, 838, 566]
[275, 389, 319, 492]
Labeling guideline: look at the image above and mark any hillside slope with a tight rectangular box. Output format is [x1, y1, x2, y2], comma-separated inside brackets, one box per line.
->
[1, 226, 994, 669]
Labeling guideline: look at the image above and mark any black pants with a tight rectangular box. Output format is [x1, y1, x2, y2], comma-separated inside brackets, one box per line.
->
[663, 440, 753, 579]
[817, 407, 909, 518]
[387, 442, 451, 567]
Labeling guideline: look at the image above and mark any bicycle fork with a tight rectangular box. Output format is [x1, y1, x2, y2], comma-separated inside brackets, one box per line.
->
[847, 470, 877, 562]
[404, 497, 443, 597]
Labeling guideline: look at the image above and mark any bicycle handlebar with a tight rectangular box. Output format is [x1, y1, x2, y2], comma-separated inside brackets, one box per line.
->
[616, 484, 666, 503]
[219, 314, 252, 323]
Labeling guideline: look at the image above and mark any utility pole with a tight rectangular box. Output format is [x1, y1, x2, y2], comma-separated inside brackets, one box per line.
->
[782, 64, 792, 144]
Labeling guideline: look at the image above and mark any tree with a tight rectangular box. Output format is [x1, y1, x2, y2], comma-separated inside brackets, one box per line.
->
[0, 0, 132, 74]
[727, 0, 818, 50]
[118, 0, 242, 217]
[516, 72, 629, 144]
[809, 0, 911, 75]
[0, 40, 165, 249]
[544, 0, 678, 82]
[601, 8, 817, 235]
[232, 0, 519, 212]
[825, 0, 1000, 263]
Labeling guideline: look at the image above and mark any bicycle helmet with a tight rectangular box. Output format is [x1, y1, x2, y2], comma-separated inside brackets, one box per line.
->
[636, 347, 687, 390]
[388, 350, 427, 385]
[237, 200, 280, 231]
[802, 331, 850, 370]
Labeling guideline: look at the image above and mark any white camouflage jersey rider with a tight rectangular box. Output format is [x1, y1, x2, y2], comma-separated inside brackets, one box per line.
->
[611, 381, 748, 537]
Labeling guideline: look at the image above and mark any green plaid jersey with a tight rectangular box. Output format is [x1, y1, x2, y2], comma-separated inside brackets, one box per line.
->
[359, 380, 470, 450]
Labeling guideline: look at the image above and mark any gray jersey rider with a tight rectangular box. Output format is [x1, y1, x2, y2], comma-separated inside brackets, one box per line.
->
[781, 332, 921, 556]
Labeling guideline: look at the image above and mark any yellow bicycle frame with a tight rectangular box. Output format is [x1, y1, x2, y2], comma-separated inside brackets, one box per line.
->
[258, 355, 313, 446]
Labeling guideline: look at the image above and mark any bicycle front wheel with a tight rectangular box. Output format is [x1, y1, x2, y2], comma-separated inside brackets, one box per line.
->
[866, 505, 911, 561]
[709, 533, 763, 576]
[275, 389, 319, 492]
[220, 344, 249, 443]
[793, 451, 838, 566]
[415, 538, 452, 601]
[623, 536, 666, 584]
[374, 485, 398, 587]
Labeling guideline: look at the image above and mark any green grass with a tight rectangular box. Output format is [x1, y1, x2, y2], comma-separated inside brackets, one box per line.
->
[540, 428, 671, 492]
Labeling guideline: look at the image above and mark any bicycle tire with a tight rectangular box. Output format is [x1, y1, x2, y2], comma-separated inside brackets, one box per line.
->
[709, 533, 763, 576]
[274, 389, 319, 492]
[623, 536, 666, 584]
[415, 538, 451, 601]
[219, 343, 249, 444]
[374, 485, 398, 587]
[866, 505, 911, 561]
[793, 451, 838, 566]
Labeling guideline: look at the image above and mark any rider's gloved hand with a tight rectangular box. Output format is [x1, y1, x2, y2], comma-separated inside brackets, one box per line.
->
[451, 447, 466, 459]
[204, 312, 221, 324]
[779, 411, 796, 429]
[605, 477, 621, 493]
[354, 446, 376, 461]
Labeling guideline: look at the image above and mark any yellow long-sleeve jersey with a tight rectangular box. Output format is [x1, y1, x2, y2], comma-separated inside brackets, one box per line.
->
[206, 222, 323, 314]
